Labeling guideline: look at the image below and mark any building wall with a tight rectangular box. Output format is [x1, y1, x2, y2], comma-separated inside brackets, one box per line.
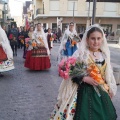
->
[33, 0, 120, 34]
[34, 0, 120, 18]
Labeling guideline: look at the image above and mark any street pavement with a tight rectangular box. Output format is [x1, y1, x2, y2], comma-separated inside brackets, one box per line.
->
[0, 43, 120, 120]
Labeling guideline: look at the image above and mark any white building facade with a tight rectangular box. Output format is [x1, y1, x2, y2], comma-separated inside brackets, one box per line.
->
[33, 0, 120, 34]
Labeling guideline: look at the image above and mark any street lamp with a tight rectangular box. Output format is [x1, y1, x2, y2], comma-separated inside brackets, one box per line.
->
[92, 0, 97, 24]
[73, 2, 75, 22]
[86, 0, 91, 28]
[43, 2, 44, 14]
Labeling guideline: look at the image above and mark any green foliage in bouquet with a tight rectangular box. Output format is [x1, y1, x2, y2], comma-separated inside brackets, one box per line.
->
[69, 62, 88, 85]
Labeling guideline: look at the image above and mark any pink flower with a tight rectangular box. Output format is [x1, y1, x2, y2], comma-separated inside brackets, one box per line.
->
[59, 70, 64, 78]
[64, 71, 69, 80]
[67, 57, 76, 65]
[58, 58, 77, 80]
[59, 59, 66, 67]
[66, 62, 70, 69]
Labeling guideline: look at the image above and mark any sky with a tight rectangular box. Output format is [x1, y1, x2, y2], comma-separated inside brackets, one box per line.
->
[9, 0, 32, 16]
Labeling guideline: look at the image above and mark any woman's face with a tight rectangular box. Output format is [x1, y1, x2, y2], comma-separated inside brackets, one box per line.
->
[87, 31, 103, 51]
[37, 24, 41, 31]
[48, 29, 51, 33]
[30, 27, 34, 32]
[69, 25, 74, 31]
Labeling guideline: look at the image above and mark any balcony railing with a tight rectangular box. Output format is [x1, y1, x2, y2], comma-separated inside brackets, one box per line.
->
[36, 8, 44, 15]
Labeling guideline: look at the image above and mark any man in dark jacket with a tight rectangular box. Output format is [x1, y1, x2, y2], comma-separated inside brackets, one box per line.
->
[8, 25, 18, 40]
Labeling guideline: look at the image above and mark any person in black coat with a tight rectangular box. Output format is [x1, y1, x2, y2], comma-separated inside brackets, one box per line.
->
[10, 36, 18, 56]
[8, 25, 18, 40]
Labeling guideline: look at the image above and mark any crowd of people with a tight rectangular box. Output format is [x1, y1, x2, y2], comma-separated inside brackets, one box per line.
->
[0, 22, 117, 120]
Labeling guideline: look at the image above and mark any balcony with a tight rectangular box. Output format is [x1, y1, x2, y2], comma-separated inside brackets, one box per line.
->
[36, 8, 44, 15]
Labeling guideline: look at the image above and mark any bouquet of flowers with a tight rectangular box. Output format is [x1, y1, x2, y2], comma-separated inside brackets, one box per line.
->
[25, 38, 37, 49]
[58, 57, 87, 82]
[50, 34, 55, 41]
[69, 34, 81, 47]
[58, 57, 109, 92]
[19, 35, 24, 44]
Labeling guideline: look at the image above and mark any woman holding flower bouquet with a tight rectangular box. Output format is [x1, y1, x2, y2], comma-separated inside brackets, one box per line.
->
[46, 28, 54, 54]
[22, 27, 29, 59]
[24, 23, 50, 70]
[50, 24, 117, 120]
[58, 22, 78, 63]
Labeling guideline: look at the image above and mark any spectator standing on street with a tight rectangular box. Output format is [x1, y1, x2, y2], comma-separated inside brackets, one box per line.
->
[50, 24, 117, 120]
[8, 25, 18, 41]
[10, 36, 18, 56]
[44, 28, 48, 33]
[18, 27, 23, 49]
[57, 28, 62, 43]
[79, 31, 84, 39]
[0, 25, 14, 77]
[24, 23, 51, 70]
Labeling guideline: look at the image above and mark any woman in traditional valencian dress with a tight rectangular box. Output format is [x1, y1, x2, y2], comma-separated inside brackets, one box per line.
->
[50, 24, 117, 120]
[46, 28, 54, 54]
[58, 22, 78, 63]
[24, 23, 51, 70]
[24, 26, 34, 53]
[0, 25, 14, 77]
[22, 27, 29, 59]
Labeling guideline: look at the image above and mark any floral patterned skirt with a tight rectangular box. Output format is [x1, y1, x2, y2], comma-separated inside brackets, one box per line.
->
[0, 59, 14, 72]
[50, 83, 117, 120]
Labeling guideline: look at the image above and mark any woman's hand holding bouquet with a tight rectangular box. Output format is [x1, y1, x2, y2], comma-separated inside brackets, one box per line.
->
[58, 57, 109, 93]
[83, 76, 98, 86]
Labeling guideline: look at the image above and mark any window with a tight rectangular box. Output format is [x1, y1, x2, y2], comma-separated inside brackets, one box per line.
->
[68, 1, 78, 11]
[43, 23, 46, 29]
[62, 23, 68, 32]
[86, 2, 93, 11]
[76, 24, 86, 33]
[52, 23, 57, 32]
[104, 3, 116, 12]
[101, 24, 112, 33]
[117, 25, 120, 29]
[50, 0, 60, 11]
